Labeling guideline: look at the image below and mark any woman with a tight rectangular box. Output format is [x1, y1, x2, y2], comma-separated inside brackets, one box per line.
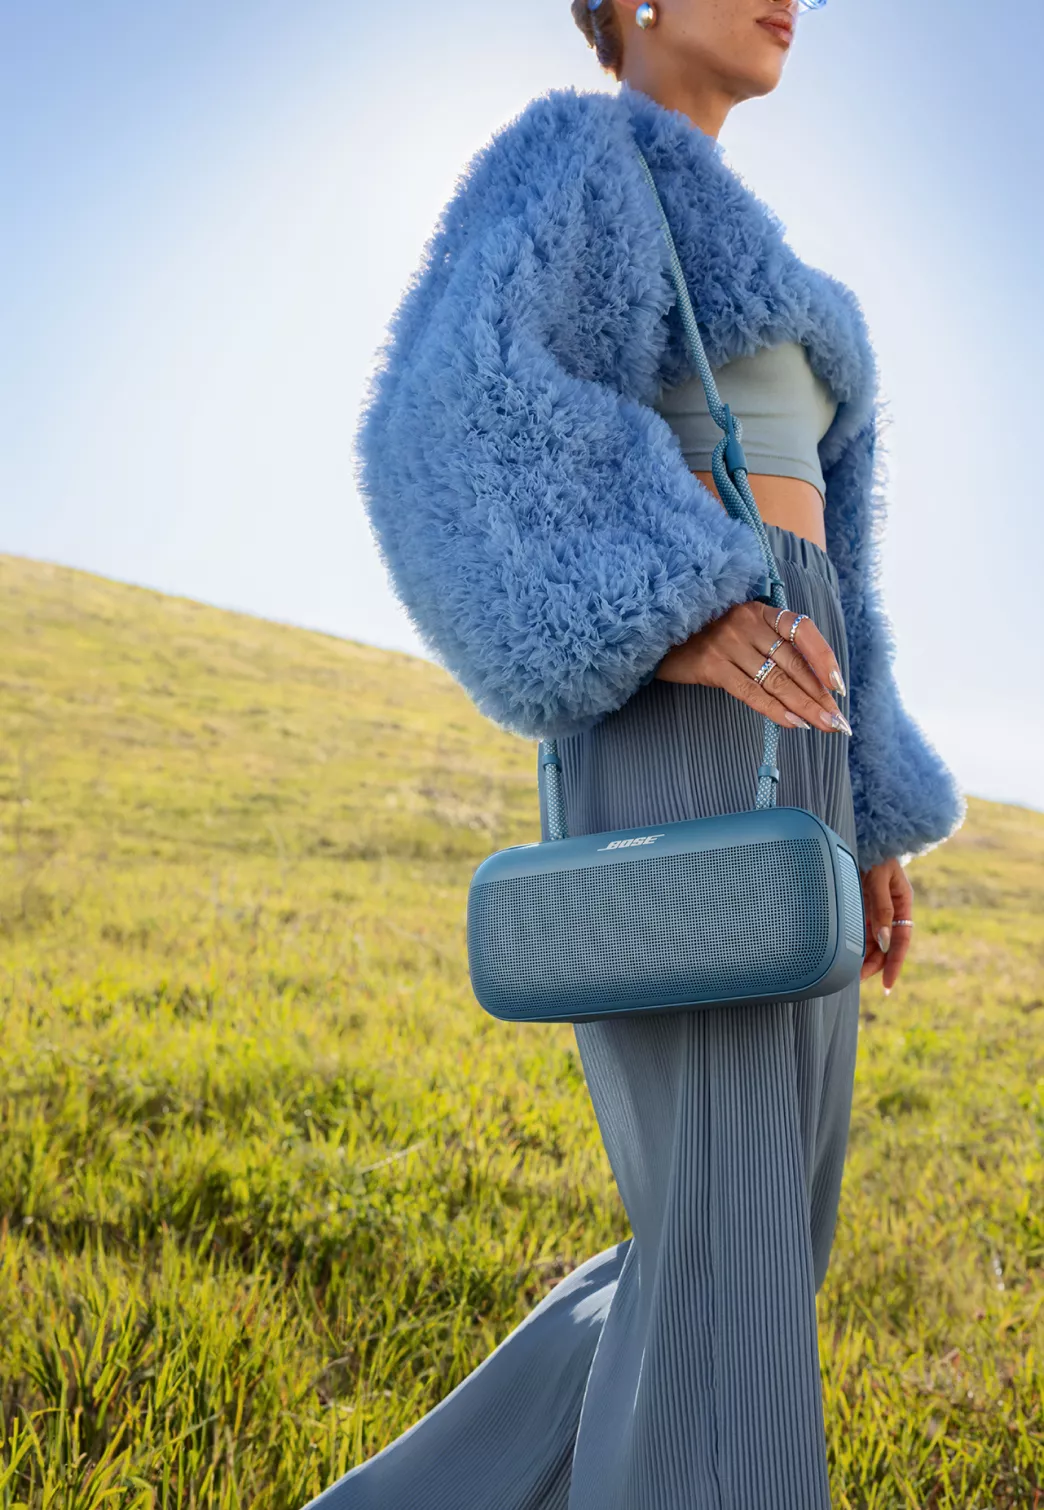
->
[312, 1, 963, 1505]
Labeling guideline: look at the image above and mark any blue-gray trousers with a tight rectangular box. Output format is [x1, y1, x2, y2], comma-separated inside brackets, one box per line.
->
[309, 525, 860, 1510]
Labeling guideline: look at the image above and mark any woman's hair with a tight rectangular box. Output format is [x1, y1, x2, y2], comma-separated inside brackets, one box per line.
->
[571, 0, 625, 78]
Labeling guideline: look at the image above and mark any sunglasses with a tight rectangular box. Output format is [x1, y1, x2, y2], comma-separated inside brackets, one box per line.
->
[588, 0, 828, 11]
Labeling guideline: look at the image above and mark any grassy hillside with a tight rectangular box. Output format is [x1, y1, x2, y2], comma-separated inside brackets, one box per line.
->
[0, 553, 1041, 1508]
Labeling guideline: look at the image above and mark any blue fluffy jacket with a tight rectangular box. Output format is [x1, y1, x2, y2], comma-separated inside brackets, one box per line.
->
[356, 83, 964, 872]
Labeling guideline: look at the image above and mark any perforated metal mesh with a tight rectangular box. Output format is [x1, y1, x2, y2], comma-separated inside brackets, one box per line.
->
[835, 846, 865, 955]
[469, 838, 830, 1020]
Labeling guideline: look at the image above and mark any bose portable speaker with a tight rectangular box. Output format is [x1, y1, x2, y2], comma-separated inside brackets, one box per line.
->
[467, 801, 865, 1025]
[465, 141, 866, 1027]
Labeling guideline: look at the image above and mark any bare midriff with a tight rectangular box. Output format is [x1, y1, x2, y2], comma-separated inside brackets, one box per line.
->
[692, 470, 827, 552]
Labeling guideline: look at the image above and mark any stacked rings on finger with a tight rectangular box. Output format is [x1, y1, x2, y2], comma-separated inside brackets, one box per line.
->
[753, 656, 777, 686]
[788, 613, 809, 644]
[768, 637, 785, 655]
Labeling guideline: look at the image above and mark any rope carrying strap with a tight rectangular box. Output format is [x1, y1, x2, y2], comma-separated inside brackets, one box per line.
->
[541, 144, 791, 840]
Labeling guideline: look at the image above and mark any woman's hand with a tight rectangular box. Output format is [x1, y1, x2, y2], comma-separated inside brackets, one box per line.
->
[654, 601, 851, 735]
[860, 857, 914, 991]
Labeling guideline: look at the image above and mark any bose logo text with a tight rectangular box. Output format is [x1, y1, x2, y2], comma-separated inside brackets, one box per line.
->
[597, 834, 666, 851]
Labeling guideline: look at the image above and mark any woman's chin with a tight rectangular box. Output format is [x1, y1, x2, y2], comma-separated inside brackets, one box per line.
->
[734, 58, 788, 99]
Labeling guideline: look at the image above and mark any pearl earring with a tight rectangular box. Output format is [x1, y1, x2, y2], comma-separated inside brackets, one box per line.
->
[635, 2, 658, 27]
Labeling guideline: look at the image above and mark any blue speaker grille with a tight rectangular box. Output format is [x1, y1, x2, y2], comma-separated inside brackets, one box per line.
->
[835, 846, 865, 954]
[469, 837, 830, 1020]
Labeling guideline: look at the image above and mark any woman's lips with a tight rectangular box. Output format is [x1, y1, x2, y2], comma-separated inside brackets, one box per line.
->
[757, 16, 793, 44]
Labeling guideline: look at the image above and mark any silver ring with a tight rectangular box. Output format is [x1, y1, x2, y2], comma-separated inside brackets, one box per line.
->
[788, 613, 809, 645]
[773, 607, 788, 634]
[892, 919, 914, 927]
[768, 637, 785, 655]
[753, 656, 776, 686]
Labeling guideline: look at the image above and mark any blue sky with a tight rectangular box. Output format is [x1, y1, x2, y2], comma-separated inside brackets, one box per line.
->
[3, 1, 1041, 808]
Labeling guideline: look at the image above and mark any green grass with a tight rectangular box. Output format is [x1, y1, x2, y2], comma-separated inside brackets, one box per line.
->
[0, 552, 1041, 1508]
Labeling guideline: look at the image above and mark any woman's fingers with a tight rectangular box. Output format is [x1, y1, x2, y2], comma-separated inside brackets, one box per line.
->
[728, 655, 852, 736]
[864, 864, 894, 955]
[761, 605, 846, 696]
[861, 860, 914, 992]
[882, 866, 915, 991]
[719, 664, 840, 732]
[733, 653, 851, 734]
[860, 938, 885, 982]
[754, 636, 839, 710]
[718, 665, 797, 727]
[663, 601, 850, 734]
[882, 916, 913, 990]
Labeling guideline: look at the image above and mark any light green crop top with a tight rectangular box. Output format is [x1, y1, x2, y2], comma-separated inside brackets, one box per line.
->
[652, 340, 838, 505]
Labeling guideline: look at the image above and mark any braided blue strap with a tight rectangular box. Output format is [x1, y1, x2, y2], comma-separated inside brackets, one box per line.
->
[539, 145, 791, 840]
[541, 743, 569, 843]
[634, 145, 788, 813]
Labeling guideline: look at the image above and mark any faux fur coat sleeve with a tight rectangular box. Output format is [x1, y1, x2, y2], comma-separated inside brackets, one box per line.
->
[823, 411, 965, 871]
[355, 101, 769, 743]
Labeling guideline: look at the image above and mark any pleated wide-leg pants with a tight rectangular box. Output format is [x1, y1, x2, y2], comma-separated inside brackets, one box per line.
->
[308, 524, 861, 1510]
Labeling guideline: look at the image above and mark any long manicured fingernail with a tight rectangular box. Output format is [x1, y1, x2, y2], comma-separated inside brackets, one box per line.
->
[784, 713, 811, 728]
[829, 668, 847, 695]
[883, 986, 891, 996]
[877, 926, 891, 954]
[819, 709, 852, 735]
